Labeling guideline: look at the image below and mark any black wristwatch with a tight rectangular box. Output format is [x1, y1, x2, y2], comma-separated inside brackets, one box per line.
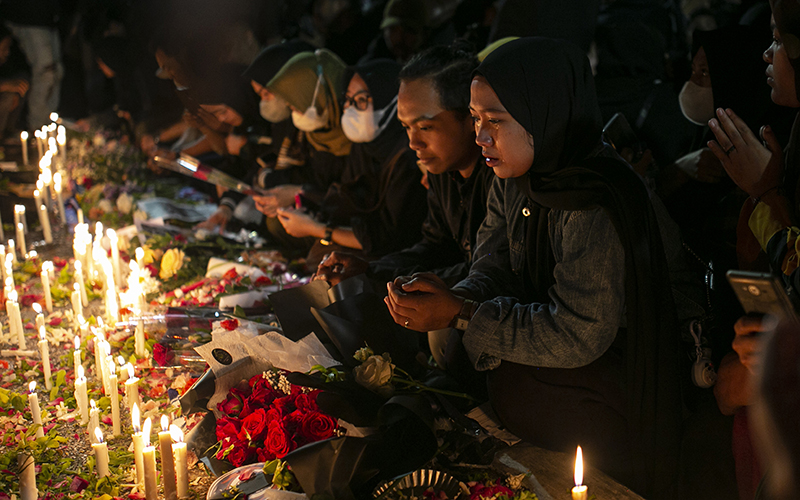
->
[451, 299, 478, 331]
[320, 225, 335, 245]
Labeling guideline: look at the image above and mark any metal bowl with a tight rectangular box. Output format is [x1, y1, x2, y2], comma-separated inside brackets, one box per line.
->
[373, 469, 463, 499]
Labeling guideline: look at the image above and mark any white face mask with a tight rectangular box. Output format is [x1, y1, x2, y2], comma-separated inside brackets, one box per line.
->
[679, 81, 715, 126]
[260, 96, 291, 123]
[291, 73, 329, 131]
[341, 96, 397, 143]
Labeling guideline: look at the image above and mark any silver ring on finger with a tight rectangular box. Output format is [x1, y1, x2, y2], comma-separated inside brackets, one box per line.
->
[725, 145, 736, 155]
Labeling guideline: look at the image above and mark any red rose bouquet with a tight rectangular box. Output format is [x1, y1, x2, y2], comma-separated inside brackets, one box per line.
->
[214, 370, 339, 467]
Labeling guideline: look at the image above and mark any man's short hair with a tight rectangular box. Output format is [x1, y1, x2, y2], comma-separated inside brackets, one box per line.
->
[398, 42, 478, 118]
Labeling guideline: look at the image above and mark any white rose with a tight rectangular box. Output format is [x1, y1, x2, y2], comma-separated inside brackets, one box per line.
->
[98, 199, 113, 213]
[354, 353, 394, 397]
[116, 192, 133, 214]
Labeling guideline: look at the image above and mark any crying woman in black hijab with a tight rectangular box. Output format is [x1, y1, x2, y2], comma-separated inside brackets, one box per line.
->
[387, 37, 688, 498]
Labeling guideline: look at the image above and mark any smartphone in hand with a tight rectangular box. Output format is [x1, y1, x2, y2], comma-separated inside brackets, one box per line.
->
[727, 270, 799, 323]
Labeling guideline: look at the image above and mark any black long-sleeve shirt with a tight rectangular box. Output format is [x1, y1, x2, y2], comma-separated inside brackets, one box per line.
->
[367, 159, 493, 285]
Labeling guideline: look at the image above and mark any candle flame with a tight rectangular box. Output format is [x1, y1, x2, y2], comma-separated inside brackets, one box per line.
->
[50, 112, 59, 122]
[29, 381, 36, 393]
[90, 399, 96, 410]
[14, 205, 24, 214]
[117, 356, 125, 366]
[143, 417, 152, 447]
[73, 283, 80, 292]
[94, 427, 104, 443]
[20, 131, 27, 140]
[17, 223, 23, 230]
[74, 336, 80, 350]
[574, 445, 584, 487]
[127, 364, 134, 379]
[32, 303, 42, 314]
[132, 403, 140, 431]
[27, 251, 37, 260]
[106, 228, 117, 240]
[169, 424, 184, 443]
[77, 365, 85, 380]
[8, 290, 17, 302]
[135, 247, 144, 261]
[161, 415, 169, 432]
[33, 189, 40, 197]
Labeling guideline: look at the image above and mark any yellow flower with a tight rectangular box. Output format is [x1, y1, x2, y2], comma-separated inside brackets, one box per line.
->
[139, 246, 158, 265]
[159, 248, 186, 279]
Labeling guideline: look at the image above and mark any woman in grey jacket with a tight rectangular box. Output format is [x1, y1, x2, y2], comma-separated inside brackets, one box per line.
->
[385, 37, 685, 499]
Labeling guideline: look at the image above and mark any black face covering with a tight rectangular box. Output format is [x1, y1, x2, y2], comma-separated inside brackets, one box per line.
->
[242, 39, 316, 87]
[474, 37, 682, 499]
[193, 64, 260, 128]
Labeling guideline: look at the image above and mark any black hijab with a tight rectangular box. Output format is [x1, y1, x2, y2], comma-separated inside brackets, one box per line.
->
[475, 37, 681, 499]
[242, 39, 316, 87]
[348, 59, 405, 162]
[193, 64, 260, 128]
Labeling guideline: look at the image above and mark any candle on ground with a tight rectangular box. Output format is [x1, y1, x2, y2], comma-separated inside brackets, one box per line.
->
[77, 208, 84, 224]
[92, 427, 110, 477]
[73, 336, 81, 377]
[108, 358, 120, 436]
[142, 417, 158, 500]
[5, 298, 17, 346]
[53, 172, 66, 224]
[117, 356, 128, 381]
[74, 260, 88, 307]
[38, 327, 51, 390]
[571, 445, 588, 500]
[71, 283, 83, 325]
[125, 364, 140, 412]
[75, 366, 88, 425]
[107, 228, 122, 288]
[16, 223, 26, 258]
[10, 292, 24, 349]
[18, 453, 37, 500]
[27, 381, 45, 439]
[7, 239, 16, 263]
[20, 131, 28, 165]
[38, 204, 52, 244]
[32, 303, 44, 331]
[14, 205, 26, 235]
[40, 261, 52, 312]
[132, 403, 145, 488]
[34, 130, 43, 160]
[159, 415, 178, 500]
[88, 399, 99, 443]
[170, 424, 189, 498]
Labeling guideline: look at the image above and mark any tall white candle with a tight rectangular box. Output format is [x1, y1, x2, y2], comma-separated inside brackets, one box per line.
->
[5, 298, 17, 345]
[74, 260, 88, 307]
[170, 425, 189, 498]
[38, 204, 52, 244]
[77, 208, 84, 224]
[125, 364, 140, 413]
[108, 359, 120, 436]
[38, 327, 51, 390]
[107, 229, 121, 289]
[92, 427, 110, 477]
[88, 399, 99, 443]
[73, 336, 81, 376]
[159, 415, 178, 500]
[14, 205, 27, 235]
[132, 403, 145, 488]
[71, 283, 83, 324]
[7, 239, 16, 263]
[10, 293, 24, 350]
[20, 131, 29, 165]
[16, 223, 25, 258]
[53, 172, 66, 225]
[18, 453, 37, 500]
[40, 262, 52, 313]
[32, 303, 44, 331]
[34, 130, 43, 160]
[142, 418, 157, 500]
[27, 381, 45, 439]
[75, 365, 88, 425]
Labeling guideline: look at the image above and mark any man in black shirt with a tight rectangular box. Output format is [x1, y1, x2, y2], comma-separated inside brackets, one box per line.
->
[315, 44, 491, 287]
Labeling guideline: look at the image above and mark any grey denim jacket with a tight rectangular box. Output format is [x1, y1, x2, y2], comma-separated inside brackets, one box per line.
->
[455, 171, 702, 371]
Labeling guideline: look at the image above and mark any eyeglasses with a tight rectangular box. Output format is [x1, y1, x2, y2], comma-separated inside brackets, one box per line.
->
[344, 90, 371, 111]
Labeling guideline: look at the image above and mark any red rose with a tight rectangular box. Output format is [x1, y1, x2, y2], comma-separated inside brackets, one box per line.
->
[264, 420, 297, 458]
[145, 264, 159, 277]
[254, 276, 273, 286]
[271, 395, 297, 414]
[239, 408, 269, 441]
[282, 410, 305, 435]
[48, 317, 62, 327]
[251, 382, 280, 406]
[217, 387, 250, 417]
[220, 319, 239, 331]
[294, 391, 319, 412]
[256, 446, 276, 463]
[299, 411, 337, 442]
[215, 416, 242, 441]
[152, 343, 175, 367]
[222, 268, 239, 280]
[227, 441, 257, 467]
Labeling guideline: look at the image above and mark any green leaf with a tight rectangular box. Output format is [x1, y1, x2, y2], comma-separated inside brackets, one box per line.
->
[232, 305, 247, 318]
